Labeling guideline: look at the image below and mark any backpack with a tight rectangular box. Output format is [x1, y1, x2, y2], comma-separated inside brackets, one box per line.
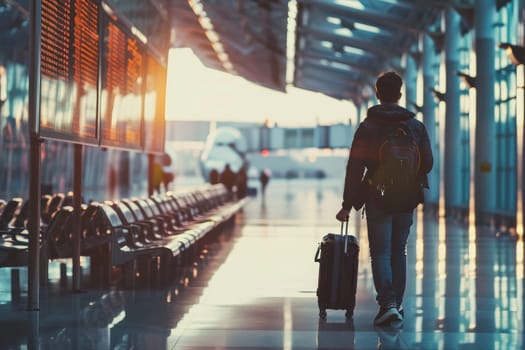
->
[370, 121, 423, 212]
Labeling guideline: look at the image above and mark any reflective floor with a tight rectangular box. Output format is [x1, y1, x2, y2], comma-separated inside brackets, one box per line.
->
[1, 178, 524, 349]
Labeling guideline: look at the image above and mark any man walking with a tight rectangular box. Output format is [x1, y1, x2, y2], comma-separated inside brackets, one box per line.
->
[336, 71, 433, 326]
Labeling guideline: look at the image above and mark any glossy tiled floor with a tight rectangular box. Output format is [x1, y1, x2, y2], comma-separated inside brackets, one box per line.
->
[1, 178, 524, 349]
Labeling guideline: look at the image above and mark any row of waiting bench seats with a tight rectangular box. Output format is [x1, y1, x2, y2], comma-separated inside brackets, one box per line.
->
[0, 192, 73, 233]
[0, 184, 248, 288]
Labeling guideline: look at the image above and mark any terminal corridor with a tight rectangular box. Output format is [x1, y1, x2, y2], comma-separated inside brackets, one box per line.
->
[1, 179, 522, 349]
[1, 1, 525, 349]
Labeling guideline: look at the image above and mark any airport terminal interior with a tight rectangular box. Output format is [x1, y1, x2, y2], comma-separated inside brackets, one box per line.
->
[1, 0, 525, 349]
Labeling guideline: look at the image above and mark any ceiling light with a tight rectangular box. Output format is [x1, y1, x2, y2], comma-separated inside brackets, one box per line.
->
[334, 0, 365, 10]
[0, 65, 6, 103]
[344, 46, 365, 55]
[131, 26, 147, 44]
[286, 0, 298, 86]
[354, 22, 380, 34]
[207, 30, 219, 43]
[326, 16, 341, 25]
[330, 61, 351, 71]
[199, 17, 213, 30]
[334, 27, 352, 36]
[188, 0, 235, 73]
[321, 41, 333, 49]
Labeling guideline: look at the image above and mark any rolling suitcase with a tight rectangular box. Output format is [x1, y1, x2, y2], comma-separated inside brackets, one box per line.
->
[315, 221, 359, 319]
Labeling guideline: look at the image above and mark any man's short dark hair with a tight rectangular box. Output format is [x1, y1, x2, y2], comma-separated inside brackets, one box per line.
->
[375, 71, 402, 103]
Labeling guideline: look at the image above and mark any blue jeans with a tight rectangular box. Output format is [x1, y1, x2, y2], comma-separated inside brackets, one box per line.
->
[365, 198, 413, 308]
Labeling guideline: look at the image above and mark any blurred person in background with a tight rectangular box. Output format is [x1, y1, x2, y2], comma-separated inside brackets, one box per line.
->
[220, 163, 236, 193]
[259, 169, 271, 196]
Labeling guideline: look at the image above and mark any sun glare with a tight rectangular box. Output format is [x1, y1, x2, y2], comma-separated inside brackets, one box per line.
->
[165, 48, 356, 127]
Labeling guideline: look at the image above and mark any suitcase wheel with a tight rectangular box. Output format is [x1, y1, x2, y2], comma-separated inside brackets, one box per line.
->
[345, 309, 353, 318]
[319, 309, 327, 319]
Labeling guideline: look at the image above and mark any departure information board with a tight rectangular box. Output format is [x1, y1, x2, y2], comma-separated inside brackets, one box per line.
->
[40, 0, 99, 143]
[143, 52, 167, 154]
[100, 13, 144, 150]
[37, 0, 165, 152]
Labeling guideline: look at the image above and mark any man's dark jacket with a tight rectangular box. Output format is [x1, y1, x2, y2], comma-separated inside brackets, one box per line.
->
[342, 104, 434, 211]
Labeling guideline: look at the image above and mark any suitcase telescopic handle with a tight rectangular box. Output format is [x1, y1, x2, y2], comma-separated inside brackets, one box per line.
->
[341, 221, 349, 255]
[315, 221, 350, 262]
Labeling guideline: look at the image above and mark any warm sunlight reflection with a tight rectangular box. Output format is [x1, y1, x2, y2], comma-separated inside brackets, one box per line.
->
[415, 206, 424, 279]
[518, 238, 524, 279]
[517, 64, 524, 237]
[438, 217, 446, 276]
[0, 65, 6, 102]
[356, 212, 371, 289]
[437, 217, 446, 326]
[438, 100, 446, 218]
[517, 237, 524, 336]
[165, 48, 356, 126]
[283, 298, 293, 350]
[167, 223, 329, 348]
[416, 69, 424, 122]
[468, 87, 477, 229]
[414, 207, 423, 338]
[196, 228, 319, 305]
[467, 78, 477, 331]
[467, 217, 477, 331]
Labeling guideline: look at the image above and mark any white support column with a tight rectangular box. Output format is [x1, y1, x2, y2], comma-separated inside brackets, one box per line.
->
[423, 33, 439, 205]
[405, 52, 418, 113]
[474, 0, 497, 223]
[444, 8, 463, 214]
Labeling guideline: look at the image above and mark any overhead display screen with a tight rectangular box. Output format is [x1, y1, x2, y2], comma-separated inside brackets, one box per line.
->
[100, 13, 144, 150]
[143, 52, 167, 154]
[40, 0, 99, 143]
